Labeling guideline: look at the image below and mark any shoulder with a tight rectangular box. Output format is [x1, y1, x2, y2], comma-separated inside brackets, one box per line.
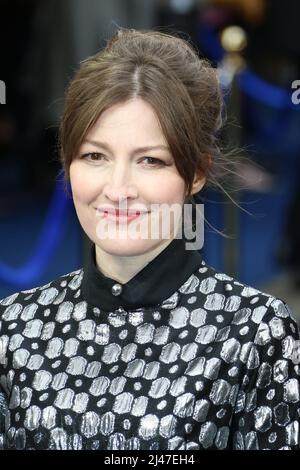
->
[0, 268, 84, 320]
[189, 258, 299, 333]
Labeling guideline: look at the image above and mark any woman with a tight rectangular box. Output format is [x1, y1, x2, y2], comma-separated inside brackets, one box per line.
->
[0, 28, 299, 450]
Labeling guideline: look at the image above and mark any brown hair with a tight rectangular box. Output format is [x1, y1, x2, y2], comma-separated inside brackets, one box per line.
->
[58, 27, 250, 229]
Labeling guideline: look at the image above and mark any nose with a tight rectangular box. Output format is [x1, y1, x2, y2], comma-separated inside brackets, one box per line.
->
[102, 161, 138, 202]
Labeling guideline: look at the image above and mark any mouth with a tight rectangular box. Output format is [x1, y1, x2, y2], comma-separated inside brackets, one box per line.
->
[95, 208, 149, 223]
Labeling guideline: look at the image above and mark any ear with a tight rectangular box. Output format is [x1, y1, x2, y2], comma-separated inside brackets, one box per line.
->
[190, 155, 212, 195]
[190, 169, 206, 195]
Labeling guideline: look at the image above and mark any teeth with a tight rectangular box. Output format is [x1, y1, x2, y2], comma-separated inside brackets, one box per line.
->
[103, 211, 141, 216]
[99, 209, 145, 216]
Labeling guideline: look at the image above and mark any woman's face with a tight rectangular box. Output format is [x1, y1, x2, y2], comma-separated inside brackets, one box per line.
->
[70, 97, 204, 257]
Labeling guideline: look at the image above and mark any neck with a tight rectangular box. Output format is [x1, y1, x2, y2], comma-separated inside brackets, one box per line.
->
[95, 238, 175, 284]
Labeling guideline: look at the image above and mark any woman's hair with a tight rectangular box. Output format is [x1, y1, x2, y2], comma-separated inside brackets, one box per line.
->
[58, 27, 251, 233]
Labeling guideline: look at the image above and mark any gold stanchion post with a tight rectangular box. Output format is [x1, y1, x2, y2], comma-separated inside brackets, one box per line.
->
[219, 25, 247, 277]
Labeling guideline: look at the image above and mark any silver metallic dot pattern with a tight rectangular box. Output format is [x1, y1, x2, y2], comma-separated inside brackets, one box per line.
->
[0, 262, 299, 451]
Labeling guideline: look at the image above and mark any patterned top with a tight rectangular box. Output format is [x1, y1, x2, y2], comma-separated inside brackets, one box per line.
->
[0, 237, 299, 450]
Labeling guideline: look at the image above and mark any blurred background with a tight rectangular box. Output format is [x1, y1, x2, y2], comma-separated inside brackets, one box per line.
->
[0, 0, 299, 321]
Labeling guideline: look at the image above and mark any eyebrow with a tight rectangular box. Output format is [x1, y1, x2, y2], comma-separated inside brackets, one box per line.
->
[83, 139, 170, 154]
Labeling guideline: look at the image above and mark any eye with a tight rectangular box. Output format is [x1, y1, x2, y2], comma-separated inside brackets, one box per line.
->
[81, 152, 105, 161]
[140, 157, 166, 166]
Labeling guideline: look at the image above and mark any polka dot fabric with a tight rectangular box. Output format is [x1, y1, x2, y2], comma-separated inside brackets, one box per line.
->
[0, 250, 299, 449]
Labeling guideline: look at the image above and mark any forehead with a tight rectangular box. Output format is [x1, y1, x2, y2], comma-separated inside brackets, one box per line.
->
[85, 98, 167, 145]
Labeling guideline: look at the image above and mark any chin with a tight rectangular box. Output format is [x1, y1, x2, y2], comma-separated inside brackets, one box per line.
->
[94, 237, 164, 257]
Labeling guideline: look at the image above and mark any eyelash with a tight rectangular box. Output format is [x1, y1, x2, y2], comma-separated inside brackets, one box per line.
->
[80, 152, 167, 167]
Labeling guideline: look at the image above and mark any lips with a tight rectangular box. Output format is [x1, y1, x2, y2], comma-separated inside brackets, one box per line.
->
[102, 209, 143, 216]
[95, 207, 149, 224]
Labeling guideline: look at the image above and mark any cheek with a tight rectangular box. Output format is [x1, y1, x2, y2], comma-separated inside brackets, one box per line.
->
[69, 163, 101, 203]
[143, 174, 186, 204]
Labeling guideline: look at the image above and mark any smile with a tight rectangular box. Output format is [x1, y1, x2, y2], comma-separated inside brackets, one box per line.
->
[95, 209, 148, 224]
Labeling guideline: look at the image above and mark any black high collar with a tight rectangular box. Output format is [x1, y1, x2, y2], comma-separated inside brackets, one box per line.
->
[81, 235, 202, 312]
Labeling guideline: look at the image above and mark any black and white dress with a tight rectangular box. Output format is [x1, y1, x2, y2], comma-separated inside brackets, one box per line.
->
[0, 236, 299, 450]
